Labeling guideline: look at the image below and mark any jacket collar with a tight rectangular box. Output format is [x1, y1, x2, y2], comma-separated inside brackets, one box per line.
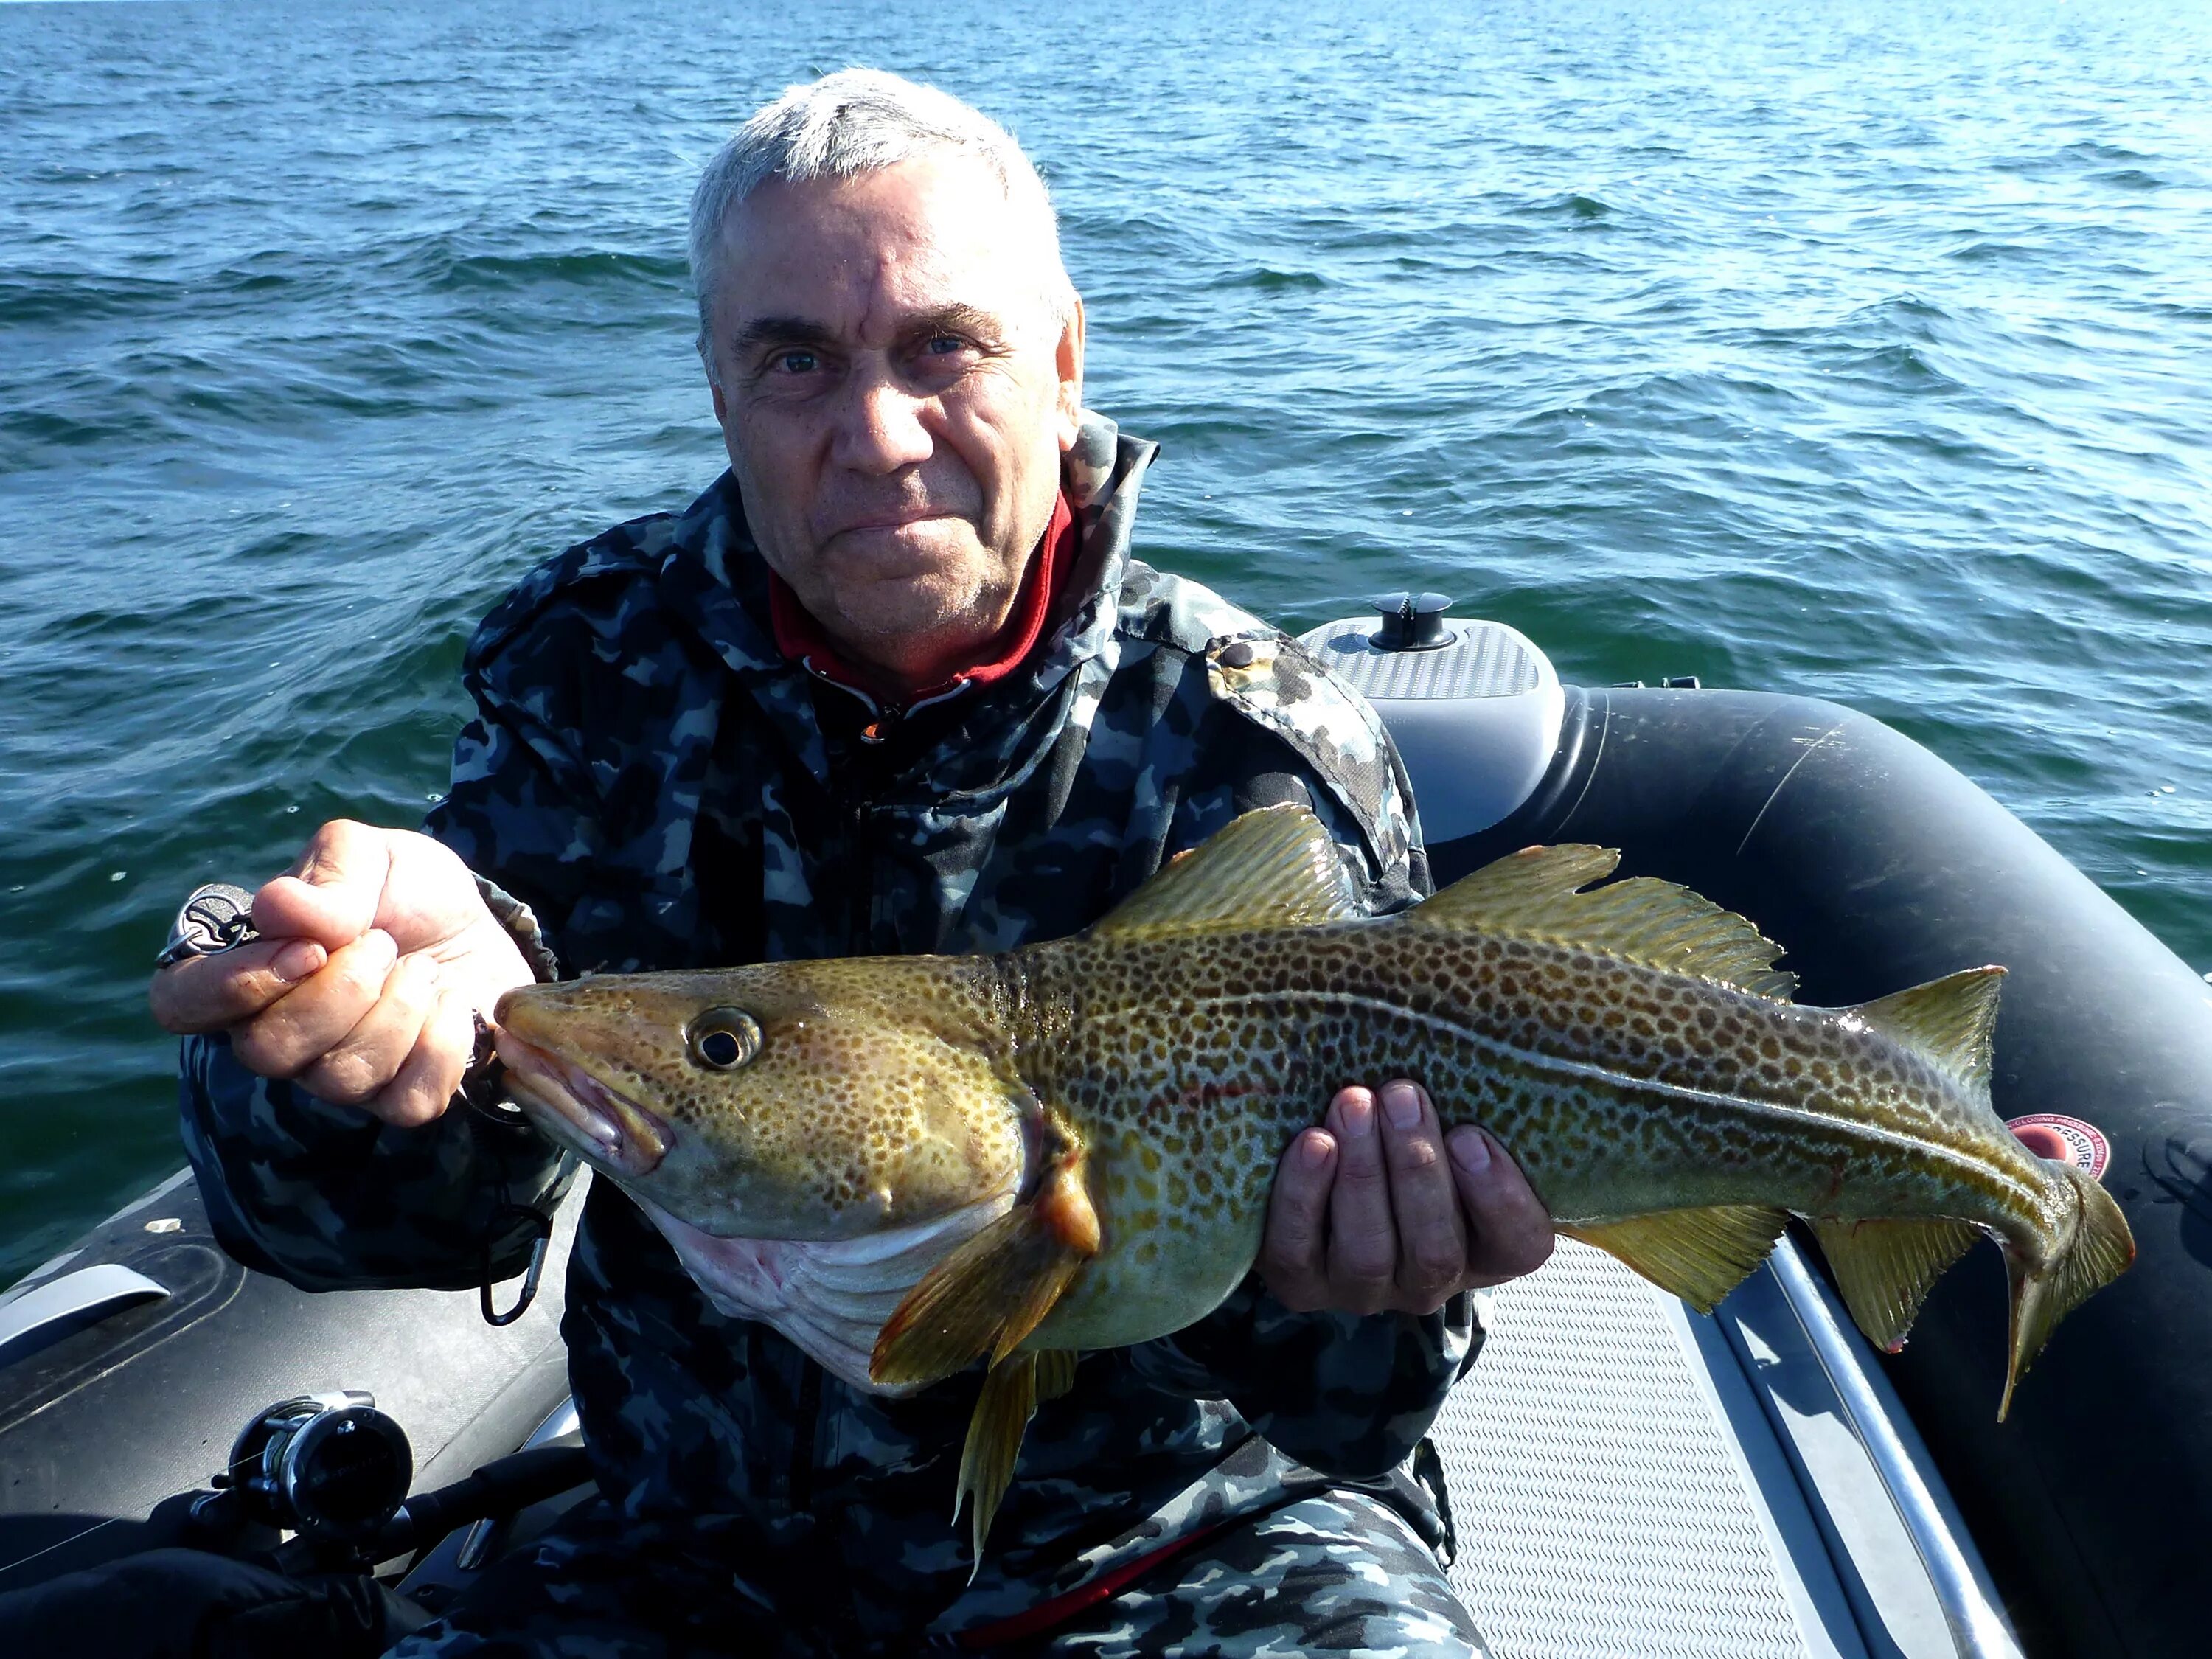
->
[655, 412, 1158, 789]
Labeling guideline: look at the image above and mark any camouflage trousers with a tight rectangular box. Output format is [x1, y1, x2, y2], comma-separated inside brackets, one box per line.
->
[386, 1492, 1489, 1658]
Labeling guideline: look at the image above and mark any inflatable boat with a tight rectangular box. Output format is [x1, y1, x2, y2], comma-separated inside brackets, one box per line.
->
[1, 598, 2202, 1657]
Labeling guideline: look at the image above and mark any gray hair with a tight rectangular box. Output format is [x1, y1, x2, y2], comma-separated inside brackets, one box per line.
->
[689, 69, 1072, 373]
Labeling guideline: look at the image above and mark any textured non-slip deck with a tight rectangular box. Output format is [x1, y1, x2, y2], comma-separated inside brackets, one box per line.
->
[1433, 1241, 1826, 1659]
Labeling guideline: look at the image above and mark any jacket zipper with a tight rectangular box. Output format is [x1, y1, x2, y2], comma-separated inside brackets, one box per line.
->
[844, 794, 874, 949]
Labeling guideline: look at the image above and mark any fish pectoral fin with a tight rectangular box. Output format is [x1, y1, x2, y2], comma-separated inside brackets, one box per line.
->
[872, 1140, 1098, 1390]
[1087, 803, 1363, 939]
[1565, 1204, 1790, 1312]
[1849, 967, 2006, 1093]
[1808, 1215, 1979, 1353]
[1413, 847, 1797, 1000]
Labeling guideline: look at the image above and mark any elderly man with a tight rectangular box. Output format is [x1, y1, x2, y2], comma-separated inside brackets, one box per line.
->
[151, 71, 1550, 1656]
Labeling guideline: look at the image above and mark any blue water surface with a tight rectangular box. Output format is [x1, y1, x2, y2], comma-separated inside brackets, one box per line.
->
[3, 0, 2208, 1277]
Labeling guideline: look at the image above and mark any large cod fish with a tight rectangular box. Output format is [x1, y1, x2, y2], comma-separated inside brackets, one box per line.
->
[494, 804, 2135, 1562]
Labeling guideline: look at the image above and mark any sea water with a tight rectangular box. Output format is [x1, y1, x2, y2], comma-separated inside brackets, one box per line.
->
[3, 0, 2208, 1277]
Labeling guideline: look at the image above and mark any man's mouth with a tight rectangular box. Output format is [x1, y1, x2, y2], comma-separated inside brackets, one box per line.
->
[821, 500, 977, 546]
[493, 1031, 672, 1178]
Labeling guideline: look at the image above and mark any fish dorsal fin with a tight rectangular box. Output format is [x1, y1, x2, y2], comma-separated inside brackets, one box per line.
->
[1563, 1204, 1790, 1312]
[1850, 967, 2006, 1092]
[1089, 804, 1363, 939]
[1411, 845, 1798, 1000]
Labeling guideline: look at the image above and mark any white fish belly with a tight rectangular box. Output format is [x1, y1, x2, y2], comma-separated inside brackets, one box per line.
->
[636, 1182, 1017, 1394]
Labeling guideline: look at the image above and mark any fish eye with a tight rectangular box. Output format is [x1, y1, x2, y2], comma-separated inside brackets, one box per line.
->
[687, 1007, 762, 1071]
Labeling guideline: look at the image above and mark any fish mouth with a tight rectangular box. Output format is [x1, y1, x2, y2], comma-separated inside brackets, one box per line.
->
[494, 1029, 672, 1178]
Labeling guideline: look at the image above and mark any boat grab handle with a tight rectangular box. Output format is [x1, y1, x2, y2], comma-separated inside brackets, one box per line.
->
[0, 1263, 170, 1371]
[1768, 1239, 2024, 1659]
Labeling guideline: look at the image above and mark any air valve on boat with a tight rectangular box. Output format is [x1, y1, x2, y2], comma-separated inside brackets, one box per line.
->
[1368, 591, 1453, 652]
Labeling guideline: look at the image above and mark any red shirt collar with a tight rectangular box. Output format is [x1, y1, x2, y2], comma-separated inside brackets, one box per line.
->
[768, 490, 1079, 719]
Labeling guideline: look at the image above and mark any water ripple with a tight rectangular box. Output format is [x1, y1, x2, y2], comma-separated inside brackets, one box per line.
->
[2, 0, 2210, 1274]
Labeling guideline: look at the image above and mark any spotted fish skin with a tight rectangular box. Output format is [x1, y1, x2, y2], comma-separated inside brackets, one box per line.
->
[1011, 922, 2067, 1352]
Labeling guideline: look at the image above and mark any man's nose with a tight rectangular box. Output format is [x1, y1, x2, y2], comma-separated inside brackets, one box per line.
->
[832, 362, 934, 474]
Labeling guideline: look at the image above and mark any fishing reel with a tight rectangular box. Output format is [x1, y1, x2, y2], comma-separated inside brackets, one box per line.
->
[208, 1391, 415, 1543]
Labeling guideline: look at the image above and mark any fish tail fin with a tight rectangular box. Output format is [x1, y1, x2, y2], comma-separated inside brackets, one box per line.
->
[1807, 1215, 1979, 1352]
[2000, 1162, 2135, 1420]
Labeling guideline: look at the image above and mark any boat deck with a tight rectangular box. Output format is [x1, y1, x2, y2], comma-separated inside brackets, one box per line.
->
[1434, 1239, 2015, 1659]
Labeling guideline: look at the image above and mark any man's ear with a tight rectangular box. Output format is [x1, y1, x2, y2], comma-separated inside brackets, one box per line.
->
[1054, 296, 1087, 449]
[707, 369, 743, 475]
[700, 334, 731, 425]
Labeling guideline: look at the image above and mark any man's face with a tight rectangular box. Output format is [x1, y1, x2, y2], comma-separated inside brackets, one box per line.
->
[703, 154, 1085, 690]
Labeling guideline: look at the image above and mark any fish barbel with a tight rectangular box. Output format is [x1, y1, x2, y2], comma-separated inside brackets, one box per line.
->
[494, 804, 2135, 1562]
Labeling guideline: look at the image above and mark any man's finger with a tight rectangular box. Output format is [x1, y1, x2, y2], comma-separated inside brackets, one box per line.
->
[1377, 1081, 1469, 1312]
[368, 986, 475, 1128]
[149, 937, 328, 1034]
[253, 820, 394, 950]
[1325, 1086, 1397, 1312]
[229, 930, 399, 1079]
[1259, 1129, 1338, 1311]
[296, 950, 441, 1106]
[1448, 1127, 1556, 1289]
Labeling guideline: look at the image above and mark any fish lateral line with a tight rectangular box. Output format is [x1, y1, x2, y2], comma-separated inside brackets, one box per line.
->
[1073, 984, 2041, 1196]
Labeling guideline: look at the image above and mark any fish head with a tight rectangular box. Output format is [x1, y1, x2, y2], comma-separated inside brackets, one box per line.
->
[493, 959, 1031, 1242]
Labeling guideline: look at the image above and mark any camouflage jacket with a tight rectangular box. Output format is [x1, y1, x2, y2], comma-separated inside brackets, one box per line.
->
[179, 414, 1478, 1649]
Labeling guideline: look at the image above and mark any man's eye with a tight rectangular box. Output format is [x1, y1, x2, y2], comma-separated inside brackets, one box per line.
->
[773, 349, 818, 375]
[924, 335, 970, 357]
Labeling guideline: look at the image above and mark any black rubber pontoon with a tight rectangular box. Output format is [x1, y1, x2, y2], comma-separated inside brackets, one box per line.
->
[1427, 683, 2210, 1659]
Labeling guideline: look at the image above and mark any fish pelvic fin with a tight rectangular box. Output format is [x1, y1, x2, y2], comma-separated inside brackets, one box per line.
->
[2001, 1161, 2135, 1420]
[1808, 1216, 1978, 1352]
[1564, 1204, 1790, 1312]
[1033, 1346, 1079, 1403]
[871, 1113, 1098, 1390]
[1850, 966, 2006, 1093]
[957, 1357, 1035, 1540]
[1411, 846, 1797, 1000]
[951, 1348, 1081, 1576]
[1088, 804, 1363, 939]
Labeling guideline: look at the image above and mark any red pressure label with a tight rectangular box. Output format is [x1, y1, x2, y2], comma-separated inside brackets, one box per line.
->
[2006, 1113, 2112, 1180]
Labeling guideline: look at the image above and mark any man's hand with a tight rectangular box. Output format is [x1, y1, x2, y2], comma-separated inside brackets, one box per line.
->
[1259, 1080, 1554, 1316]
[149, 821, 533, 1127]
